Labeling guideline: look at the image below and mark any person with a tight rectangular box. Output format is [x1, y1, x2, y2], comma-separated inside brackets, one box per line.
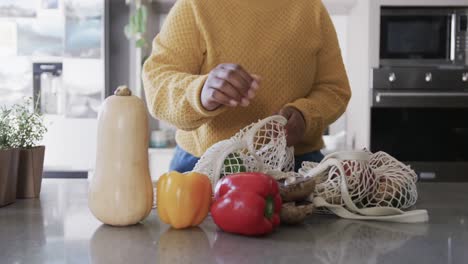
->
[142, 0, 351, 173]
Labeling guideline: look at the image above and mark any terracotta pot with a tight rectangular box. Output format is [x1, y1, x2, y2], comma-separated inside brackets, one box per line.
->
[16, 146, 45, 199]
[0, 148, 20, 207]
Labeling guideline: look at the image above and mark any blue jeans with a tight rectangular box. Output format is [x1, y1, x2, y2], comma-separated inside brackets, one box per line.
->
[169, 145, 324, 173]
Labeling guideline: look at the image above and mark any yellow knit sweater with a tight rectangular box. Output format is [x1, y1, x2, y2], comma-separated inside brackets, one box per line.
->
[142, 0, 351, 157]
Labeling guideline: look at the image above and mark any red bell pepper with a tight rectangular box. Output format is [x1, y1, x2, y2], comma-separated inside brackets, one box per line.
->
[211, 172, 282, 236]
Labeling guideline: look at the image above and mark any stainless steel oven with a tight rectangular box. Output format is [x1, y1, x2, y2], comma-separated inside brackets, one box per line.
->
[371, 68, 468, 181]
[380, 7, 468, 68]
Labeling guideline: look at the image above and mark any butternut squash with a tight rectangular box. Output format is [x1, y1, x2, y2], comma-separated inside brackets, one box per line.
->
[89, 86, 153, 226]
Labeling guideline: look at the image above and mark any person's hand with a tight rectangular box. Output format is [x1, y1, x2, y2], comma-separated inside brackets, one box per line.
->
[278, 106, 306, 147]
[201, 64, 260, 111]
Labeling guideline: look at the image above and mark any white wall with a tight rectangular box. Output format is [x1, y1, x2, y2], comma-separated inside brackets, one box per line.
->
[331, 16, 349, 62]
[329, 15, 349, 138]
[323, 0, 357, 16]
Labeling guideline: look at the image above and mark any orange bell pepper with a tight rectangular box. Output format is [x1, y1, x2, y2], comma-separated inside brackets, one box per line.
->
[157, 171, 212, 229]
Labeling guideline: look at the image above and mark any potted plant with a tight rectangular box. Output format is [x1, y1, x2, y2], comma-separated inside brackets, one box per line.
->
[0, 106, 20, 207]
[11, 98, 47, 199]
[124, 0, 148, 49]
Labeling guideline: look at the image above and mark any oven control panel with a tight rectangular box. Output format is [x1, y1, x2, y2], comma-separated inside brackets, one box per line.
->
[372, 68, 468, 90]
[457, 15, 468, 65]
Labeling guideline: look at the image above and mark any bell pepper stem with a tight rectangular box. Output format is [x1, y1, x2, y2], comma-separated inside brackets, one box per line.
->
[264, 196, 274, 219]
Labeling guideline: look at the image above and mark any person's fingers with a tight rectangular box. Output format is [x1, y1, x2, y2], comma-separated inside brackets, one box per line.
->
[279, 107, 293, 120]
[246, 87, 256, 99]
[210, 77, 244, 103]
[208, 76, 224, 89]
[292, 109, 306, 128]
[221, 64, 254, 85]
[250, 74, 262, 91]
[221, 65, 260, 99]
[276, 107, 304, 146]
[287, 111, 306, 146]
[210, 88, 238, 107]
[215, 68, 251, 98]
[251, 74, 262, 81]
[204, 65, 261, 110]
[285, 122, 296, 146]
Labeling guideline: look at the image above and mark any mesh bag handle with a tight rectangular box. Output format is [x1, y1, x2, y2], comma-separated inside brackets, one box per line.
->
[193, 115, 294, 188]
[301, 151, 428, 223]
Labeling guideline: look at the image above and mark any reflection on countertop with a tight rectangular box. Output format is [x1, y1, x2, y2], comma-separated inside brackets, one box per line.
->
[0, 180, 467, 264]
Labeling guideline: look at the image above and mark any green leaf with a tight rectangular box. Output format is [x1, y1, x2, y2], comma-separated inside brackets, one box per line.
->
[131, 13, 138, 31]
[141, 5, 148, 21]
[124, 4, 148, 43]
[141, 6, 148, 33]
[136, 7, 143, 31]
[136, 38, 146, 48]
[140, 17, 147, 34]
[136, 6, 146, 33]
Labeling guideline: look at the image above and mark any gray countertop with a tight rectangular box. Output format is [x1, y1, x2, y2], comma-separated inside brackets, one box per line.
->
[0, 179, 467, 264]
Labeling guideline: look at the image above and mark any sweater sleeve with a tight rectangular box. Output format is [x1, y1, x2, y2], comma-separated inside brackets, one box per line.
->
[285, 3, 351, 140]
[142, 0, 225, 131]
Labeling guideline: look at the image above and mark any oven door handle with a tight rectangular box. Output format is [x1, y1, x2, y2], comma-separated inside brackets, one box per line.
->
[450, 13, 456, 62]
[375, 92, 468, 103]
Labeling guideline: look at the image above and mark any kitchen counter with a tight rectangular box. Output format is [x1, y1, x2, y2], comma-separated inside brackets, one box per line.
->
[0, 179, 467, 264]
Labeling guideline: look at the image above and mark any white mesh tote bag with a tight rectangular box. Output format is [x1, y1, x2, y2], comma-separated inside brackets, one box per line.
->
[299, 151, 428, 223]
